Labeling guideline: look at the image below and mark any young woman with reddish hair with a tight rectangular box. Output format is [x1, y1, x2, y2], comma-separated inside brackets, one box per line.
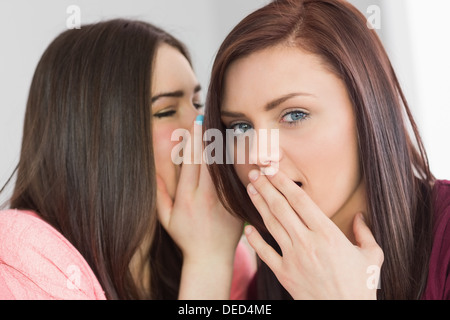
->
[205, 0, 449, 299]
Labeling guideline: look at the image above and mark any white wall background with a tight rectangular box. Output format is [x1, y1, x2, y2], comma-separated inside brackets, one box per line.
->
[1, 0, 449, 202]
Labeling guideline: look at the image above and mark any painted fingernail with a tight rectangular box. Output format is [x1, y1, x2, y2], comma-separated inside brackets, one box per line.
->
[248, 183, 258, 195]
[195, 115, 204, 125]
[249, 170, 260, 182]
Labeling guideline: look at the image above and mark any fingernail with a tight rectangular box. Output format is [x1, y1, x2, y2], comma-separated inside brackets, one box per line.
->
[248, 183, 258, 195]
[244, 225, 253, 235]
[195, 115, 204, 125]
[261, 165, 278, 177]
[249, 170, 260, 182]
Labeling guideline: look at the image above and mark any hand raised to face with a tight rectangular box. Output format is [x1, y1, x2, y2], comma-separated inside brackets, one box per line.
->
[245, 168, 384, 300]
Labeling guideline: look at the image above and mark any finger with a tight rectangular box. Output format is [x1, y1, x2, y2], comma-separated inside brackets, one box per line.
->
[353, 213, 384, 268]
[247, 183, 293, 250]
[245, 225, 282, 271]
[249, 169, 309, 236]
[193, 116, 204, 165]
[198, 161, 214, 193]
[177, 130, 201, 193]
[265, 169, 334, 231]
[194, 116, 214, 190]
[156, 175, 173, 229]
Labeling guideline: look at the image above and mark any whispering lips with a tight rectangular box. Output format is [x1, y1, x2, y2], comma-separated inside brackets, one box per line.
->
[294, 181, 303, 188]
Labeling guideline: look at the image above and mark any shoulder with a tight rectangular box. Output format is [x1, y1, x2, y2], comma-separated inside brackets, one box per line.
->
[433, 180, 450, 218]
[0, 209, 105, 300]
[230, 239, 257, 300]
[422, 180, 450, 300]
[431, 180, 450, 250]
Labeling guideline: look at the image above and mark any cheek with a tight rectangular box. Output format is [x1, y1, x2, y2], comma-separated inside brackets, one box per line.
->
[287, 118, 360, 217]
[315, 128, 360, 215]
[153, 125, 177, 165]
[234, 163, 252, 187]
[153, 124, 180, 198]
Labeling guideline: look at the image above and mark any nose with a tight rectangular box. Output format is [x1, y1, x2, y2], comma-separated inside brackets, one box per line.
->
[248, 128, 282, 172]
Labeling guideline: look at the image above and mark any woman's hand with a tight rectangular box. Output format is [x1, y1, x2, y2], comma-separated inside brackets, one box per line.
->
[245, 168, 384, 300]
[156, 121, 244, 299]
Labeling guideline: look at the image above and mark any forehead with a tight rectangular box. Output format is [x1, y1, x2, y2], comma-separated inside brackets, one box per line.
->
[222, 45, 336, 109]
[151, 43, 197, 93]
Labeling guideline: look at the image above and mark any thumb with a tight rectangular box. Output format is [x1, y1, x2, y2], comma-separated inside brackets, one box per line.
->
[156, 175, 173, 230]
[353, 212, 384, 268]
[353, 213, 377, 249]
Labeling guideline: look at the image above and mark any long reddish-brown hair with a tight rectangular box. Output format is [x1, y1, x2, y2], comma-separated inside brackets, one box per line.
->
[205, 0, 435, 299]
[1, 19, 187, 299]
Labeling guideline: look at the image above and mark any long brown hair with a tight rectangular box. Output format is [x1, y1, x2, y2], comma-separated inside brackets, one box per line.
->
[2, 19, 188, 299]
[205, 0, 435, 299]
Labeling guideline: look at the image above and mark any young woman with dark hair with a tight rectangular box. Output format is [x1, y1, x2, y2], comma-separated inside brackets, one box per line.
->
[0, 19, 254, 299]
[204, 0, 449, 299]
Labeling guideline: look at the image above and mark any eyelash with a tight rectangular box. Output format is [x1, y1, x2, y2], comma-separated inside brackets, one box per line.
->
[154, 110, 176, 118]
[228, 110, 309, 131]
[280, 110, 309, 126]
[153, 102, 204, 119]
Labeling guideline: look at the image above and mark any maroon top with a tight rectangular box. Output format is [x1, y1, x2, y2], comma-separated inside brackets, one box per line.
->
[247, 180, 450, 300]
[421, 179, 450, 299]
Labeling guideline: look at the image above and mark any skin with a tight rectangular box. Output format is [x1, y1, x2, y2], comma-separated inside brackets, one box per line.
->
[151, 44, 203, 199]
[150, 44, 244, 299]
[221, 44, 384, 299]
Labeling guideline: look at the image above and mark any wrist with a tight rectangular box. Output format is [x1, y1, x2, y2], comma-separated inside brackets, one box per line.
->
[182, 251, 235, 270]
[179, 252, 235, 300]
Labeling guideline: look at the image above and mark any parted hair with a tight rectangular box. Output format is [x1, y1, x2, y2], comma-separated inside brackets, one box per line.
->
[205, 0, 435, 299]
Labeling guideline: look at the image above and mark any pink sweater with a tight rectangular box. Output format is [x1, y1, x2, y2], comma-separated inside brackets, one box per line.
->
[0, 209, 255, 300]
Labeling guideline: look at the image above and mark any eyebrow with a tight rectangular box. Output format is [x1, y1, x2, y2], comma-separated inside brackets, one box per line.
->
[151, 84, 202, 103]
[221, 92, 315, 118]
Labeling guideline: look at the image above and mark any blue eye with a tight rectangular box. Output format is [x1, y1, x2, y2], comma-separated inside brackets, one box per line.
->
[230, 123, 253, 134]
[281, 111, 308, 123]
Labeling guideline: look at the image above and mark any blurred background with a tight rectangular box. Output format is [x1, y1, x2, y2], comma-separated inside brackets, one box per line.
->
[1, 0, 449, 202]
